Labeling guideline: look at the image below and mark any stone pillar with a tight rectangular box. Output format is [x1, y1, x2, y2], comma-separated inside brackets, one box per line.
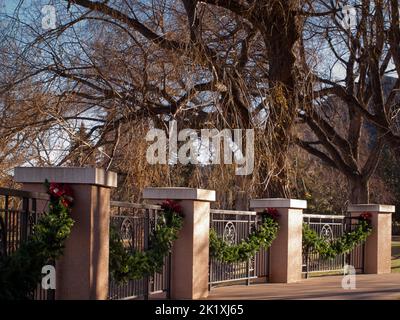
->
[348, 204, 395, 274]
[250, 198, 306, 283]
[14, 167, 117, 300]
[143, 187, 215, 299]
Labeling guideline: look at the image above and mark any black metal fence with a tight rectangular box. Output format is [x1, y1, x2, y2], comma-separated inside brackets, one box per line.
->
[108, 201, 171, 300]
[302, 213, 365, 278]
[0, 187, 55, 300]
[209, 209, 269, 288]
[347, 218, 366, 274]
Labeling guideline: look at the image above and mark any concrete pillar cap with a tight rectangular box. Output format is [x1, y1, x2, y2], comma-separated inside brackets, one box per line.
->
[250, 198, 307, 209]
[348, 204, 395, 213]
[143, 187, 216, 202]
[14, 167, 117, 188]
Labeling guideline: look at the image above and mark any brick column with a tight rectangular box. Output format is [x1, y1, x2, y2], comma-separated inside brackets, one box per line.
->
[143, 187, 215, 299]
[14, 167, 117, 300]
[348, 204, 395, 274]
[250, 198, 306, 283]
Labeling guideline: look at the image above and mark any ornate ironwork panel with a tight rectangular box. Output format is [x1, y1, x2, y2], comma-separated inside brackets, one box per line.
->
[108, 201, 170, 300]
[223, 221, 236, 245]
[302, 213, 365, 278]
[320, 224, 334, 241]
[209, 209, 270, 288]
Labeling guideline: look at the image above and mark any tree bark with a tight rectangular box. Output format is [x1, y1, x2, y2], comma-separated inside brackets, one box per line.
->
[257, 1, 302, 198]
[348, 176, 369, 204]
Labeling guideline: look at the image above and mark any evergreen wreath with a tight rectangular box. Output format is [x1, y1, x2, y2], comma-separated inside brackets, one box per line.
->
[209, 208, 279, 264]
[109, 199, 184, 283]
[0, 180, 74, 300]
[302, 212, 372, 260]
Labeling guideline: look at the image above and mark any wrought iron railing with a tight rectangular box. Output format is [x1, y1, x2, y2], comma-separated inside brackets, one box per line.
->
[302, 214, 346, 277]
[0, 187, 55, 300]
[302, 213, 365, 278]
[108, 201, 171, 300]
[209, 209, 269, 288]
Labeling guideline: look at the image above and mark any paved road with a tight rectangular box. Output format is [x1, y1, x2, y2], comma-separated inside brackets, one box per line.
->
[207, 274, 400, 300]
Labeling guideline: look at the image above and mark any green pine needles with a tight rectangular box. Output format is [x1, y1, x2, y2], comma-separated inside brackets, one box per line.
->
[109, 200, 184, 283]
[302, 216, 372, 260]
[0, 181, 74, 300]
[209, 211, 279, 264]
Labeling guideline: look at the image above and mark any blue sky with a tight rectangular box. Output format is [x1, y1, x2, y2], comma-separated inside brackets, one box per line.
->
[3, 0, 20, 13]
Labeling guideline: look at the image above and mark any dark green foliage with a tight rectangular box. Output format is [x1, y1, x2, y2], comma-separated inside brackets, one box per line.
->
[109, 206, 184, 283]
[0, 192, 74, 300]
[209, 216, 279, 264]
[302, 220, 372, 260]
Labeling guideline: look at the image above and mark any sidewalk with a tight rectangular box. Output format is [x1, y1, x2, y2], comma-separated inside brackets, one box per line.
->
[207, 273, 400, 300]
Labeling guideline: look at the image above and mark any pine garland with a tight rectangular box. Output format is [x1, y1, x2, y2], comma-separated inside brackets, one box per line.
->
[0, 180, 74, 300]
[302, 213, 372, 260]
[209, 209, 279, 264]
[109, 200, 184, 283]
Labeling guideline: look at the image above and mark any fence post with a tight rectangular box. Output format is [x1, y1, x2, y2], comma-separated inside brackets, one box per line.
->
[14, 167, 117, 300]
[143, 187, 215, 299]
[348, 204, 395, 274]
[250, 198, 306, 283]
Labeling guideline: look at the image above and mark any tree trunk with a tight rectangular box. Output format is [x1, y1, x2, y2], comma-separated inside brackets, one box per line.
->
[348, 177, 369, 204]
[256, 1, 301, 199]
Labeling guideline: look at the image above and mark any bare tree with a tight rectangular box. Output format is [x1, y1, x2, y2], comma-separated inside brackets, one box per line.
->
[0, 0, 309, 197]
[1, 0, 399, 204]
[296, 0, 400, 203]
